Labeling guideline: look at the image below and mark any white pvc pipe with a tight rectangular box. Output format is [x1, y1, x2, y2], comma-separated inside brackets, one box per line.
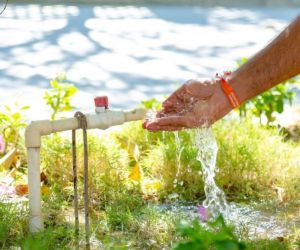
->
[26, 108, 146, 232]
[27, 147, 43, 232]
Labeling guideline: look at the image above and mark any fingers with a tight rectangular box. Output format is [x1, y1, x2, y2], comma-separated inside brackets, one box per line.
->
[162, 84, 187, 109]
[153, 116, 188, 127]
[143, 116, 190, 132]
[143, 121, 183, 131]
[148, 126, 183, 132]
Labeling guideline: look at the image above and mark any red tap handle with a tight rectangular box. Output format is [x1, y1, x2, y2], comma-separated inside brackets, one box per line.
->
[94, 96, 109, 109]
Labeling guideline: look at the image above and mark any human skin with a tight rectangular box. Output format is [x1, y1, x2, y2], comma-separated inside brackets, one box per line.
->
[143, 15, 300, 131]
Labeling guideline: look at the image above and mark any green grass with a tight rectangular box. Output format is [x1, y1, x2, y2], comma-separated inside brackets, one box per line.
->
[1, 118, 300, 249]
[0, 202, 75, 250]
[215, 119, 300, 202]
[0, 202, 27, 248]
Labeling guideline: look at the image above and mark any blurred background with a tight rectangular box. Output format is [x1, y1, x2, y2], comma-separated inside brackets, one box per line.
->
[1, 0, 300, 119]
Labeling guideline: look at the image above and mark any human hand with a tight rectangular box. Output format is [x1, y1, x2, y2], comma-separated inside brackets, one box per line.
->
[143, 79, 232, 131]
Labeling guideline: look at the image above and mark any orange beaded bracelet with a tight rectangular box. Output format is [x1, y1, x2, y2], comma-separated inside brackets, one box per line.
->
[216, 72, 241, 108]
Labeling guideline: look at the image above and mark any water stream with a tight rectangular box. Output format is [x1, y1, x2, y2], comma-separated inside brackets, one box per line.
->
[159, 127, 292, 239]
[193, 127, 229, 220]
[145, 110, 292, 238]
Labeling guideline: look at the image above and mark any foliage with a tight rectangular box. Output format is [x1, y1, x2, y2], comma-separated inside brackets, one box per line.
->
[0, 202, 75, 250]
[141, 97, 162, 110]
[22, 225, 73, 250]
[1, 92, 300, 249]
[237, 57, 297, 125]
[44, 74, 77, 120]
[245, 239, 288, 250]
[0, 202, 27, 248]
[174, 216, 246, 250]
[115, 115, 300, 203]
[214, 119, 300, 202]
[0, 103, 29, 148]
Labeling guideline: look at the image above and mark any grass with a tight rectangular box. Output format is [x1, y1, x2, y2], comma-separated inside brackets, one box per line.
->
[0, 202, 74, 250]
[1, 118, 300, 249]
[215, 119, 300, 202]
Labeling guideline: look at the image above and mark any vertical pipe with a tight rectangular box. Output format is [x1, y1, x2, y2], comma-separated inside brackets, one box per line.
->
[28, 147, 43, 232]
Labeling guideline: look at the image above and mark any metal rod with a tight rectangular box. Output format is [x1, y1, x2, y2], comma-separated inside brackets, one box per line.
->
[74, 112, 90, 249]
[72, 128, 79, 239]
[82, 115, 90, 249]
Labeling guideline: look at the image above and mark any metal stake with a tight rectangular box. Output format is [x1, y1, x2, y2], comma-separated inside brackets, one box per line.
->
[72, 112, 90, 249]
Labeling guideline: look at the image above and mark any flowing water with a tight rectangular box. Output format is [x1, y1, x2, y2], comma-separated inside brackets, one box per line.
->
[157, 127, 292, 239]
[193, 127, 229, 220]
[145, 109, 292, 238]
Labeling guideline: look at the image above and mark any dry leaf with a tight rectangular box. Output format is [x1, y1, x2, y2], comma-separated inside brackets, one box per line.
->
[40, 172, 49, 185]
[128, 163, 142, 181]
[15, 184, 28, 196]
[0, 148, 16, 170]
[41, 186, 51, 195]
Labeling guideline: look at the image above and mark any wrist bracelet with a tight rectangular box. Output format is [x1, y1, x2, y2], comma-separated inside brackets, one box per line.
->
[216, 71, 241, 108]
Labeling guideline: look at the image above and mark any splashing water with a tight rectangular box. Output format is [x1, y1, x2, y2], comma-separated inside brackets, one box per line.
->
[189, 127, 290, 238]
[193, 127, 229, 220]
[145, 109, 157, 143]
[145, 110, 291, 238]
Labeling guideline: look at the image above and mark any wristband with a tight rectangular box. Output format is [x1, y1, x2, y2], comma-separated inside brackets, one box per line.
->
[216, 71, 241, 108]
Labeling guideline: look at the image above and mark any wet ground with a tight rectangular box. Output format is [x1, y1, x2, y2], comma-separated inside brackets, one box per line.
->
[155, 201, 299, 240]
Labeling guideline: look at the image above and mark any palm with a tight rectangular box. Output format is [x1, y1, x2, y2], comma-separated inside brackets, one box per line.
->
[143, 79, 231, 131]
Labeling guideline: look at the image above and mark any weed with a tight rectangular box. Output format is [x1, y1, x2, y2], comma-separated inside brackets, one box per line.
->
[174, 215, 246, 250]
[0, 103, 29, 148]
[236, 58, 298, 126]
[44, 73, 77, 120]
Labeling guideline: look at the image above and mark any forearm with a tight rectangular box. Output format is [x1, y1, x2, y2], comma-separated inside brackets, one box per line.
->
[228, 15, 300, 104]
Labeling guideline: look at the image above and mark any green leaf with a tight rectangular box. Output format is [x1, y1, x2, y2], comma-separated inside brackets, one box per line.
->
[44, 75, 78, 120]
[21, 105, 30, 110]
[174, 241, 203, 250]
[50, 79, 58, 88]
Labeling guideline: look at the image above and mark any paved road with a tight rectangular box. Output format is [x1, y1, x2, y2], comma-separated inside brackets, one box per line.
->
[0, 4, 299, 119]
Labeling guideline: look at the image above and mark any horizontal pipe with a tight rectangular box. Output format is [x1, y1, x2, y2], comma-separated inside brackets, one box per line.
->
[25, 108, 147, 148]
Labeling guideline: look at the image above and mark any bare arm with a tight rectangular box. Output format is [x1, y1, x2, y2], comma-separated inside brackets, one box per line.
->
[144, 15, 300, 131]
[230, 15, 300, 104]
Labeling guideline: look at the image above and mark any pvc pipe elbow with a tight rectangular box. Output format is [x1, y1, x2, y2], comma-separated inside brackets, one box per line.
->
[25, 120, 52, 148]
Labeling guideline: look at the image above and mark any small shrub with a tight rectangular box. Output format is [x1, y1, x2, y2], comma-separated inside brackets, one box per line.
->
[237, 57, 297, 125]
[214, 119, 300, 202]
[44, 73, 77, 120]
[0, 202, 27, 248]
[174, 215, 246, 250]
[0, 103, 29, 148]
[22, 225, 74, 250]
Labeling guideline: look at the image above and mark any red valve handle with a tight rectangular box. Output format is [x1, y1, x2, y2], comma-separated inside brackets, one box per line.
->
[94, 96, 109, 109]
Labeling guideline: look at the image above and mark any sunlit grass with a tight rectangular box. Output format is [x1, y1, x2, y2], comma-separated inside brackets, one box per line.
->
[1, 118, 300, 249]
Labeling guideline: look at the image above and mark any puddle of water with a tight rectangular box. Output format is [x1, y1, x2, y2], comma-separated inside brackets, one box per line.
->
[154, 202, 292, 239]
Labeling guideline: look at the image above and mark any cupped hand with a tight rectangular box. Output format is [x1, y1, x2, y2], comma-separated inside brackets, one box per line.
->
[143, 79, 232, 131]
